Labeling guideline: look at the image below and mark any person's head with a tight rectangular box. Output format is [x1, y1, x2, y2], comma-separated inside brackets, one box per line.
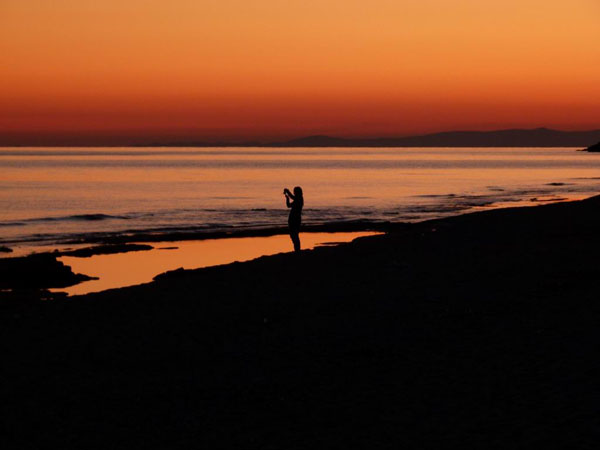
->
[293, 186, 303, 199]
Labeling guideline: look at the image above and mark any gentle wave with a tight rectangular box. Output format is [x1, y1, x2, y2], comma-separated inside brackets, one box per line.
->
[2, 147, 600, 254]
[0, 183, 589, 232]
[0, 213, 129, 226]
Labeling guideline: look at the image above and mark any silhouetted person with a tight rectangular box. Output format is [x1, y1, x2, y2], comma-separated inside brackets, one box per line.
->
[284, 186, 303, 252]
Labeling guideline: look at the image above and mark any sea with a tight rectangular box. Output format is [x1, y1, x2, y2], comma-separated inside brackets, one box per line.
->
[2, 146, 600, 256]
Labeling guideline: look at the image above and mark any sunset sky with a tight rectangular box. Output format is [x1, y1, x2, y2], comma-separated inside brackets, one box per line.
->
[1, 0, 599, 144]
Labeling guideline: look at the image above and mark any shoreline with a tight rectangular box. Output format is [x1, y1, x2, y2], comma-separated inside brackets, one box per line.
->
[0, 230, 386, 295]
[0, 193, 586, 257]
[0, 194, 593, 295]
[0, 219, 396, 257]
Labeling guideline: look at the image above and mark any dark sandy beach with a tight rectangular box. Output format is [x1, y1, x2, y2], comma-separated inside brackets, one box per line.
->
[3, 196, 600, 448]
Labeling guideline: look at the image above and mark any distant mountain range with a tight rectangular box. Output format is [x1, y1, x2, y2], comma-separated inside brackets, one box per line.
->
[4, 128, 600, 147]
[149, 128, 600, 148]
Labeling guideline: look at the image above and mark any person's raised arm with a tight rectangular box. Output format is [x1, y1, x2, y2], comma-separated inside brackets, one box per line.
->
[284, 188, 294, 207]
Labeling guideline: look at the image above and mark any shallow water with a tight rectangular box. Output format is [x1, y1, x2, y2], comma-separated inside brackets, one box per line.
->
[53, 232, 379, 296]
[2, 146, 600, 255]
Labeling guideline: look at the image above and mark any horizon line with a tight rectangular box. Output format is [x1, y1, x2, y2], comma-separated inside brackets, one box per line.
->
[2, 127, 600, 147]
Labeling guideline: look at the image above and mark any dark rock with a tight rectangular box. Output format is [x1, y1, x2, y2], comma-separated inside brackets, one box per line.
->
[0, 246, 12, 253]
[0, 254, 95, 289]
[585, 141, 600, 152]
[59, 243, 153, 257]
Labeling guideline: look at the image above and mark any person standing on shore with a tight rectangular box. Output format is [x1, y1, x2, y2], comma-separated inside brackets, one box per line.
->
[284, 186, 303, 252]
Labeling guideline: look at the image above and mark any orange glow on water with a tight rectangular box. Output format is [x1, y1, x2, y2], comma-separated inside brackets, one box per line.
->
[1, 1, 600, 143]
[56, 232, 379, 295]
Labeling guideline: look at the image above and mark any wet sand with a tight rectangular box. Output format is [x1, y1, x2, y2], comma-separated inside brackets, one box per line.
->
[3, 196, 600, 448]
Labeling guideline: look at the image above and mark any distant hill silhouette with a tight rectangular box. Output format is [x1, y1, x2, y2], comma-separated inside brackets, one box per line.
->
[144, 128, 600, 148]
[269, 128, 600, 148]
[4, 128, 600, 147]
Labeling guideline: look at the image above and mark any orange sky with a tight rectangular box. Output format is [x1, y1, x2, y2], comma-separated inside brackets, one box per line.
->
[1, 0, 599, 144]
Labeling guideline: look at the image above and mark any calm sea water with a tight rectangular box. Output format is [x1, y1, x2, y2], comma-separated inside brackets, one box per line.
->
[2, 147, 600, 254]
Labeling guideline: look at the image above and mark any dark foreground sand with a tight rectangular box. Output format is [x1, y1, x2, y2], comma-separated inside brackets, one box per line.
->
[3, 197, 600, 448]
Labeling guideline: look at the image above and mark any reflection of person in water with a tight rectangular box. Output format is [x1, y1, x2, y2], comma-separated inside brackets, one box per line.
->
[284, 186, 303, 252]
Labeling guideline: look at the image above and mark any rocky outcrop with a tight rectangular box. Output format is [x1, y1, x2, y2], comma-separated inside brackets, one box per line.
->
[0, 254, 95, 289]
[58, 243, 153, 258]
[585, 142, 600, 152]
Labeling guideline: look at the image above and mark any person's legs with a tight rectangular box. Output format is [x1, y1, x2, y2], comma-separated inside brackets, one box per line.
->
[290, 229, 301, 252]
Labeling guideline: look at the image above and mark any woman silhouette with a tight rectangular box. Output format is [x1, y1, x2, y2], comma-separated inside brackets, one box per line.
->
[283, 186, 303, 252]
